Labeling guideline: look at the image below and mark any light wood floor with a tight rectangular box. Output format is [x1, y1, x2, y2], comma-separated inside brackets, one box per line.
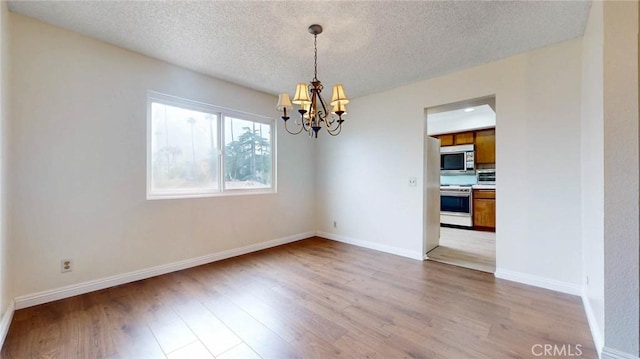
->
[2, 237, 595, 358]
[427, 227, 496, 273]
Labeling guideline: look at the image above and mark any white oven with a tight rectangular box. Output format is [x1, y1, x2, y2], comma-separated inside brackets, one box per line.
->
[440, 186, 473, 227]
[477, 169, 496, 185]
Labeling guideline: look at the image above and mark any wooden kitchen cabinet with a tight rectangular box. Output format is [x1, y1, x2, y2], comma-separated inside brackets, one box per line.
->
[475, 129, 495, 164]
[438, 134, 454, 146]
[433, 131, 472, 146]
[454, 131, 474, 145]
[473, 189, 496, 231]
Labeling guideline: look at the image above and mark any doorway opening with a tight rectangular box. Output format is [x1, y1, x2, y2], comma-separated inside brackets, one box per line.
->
[423, 96, 496, 273]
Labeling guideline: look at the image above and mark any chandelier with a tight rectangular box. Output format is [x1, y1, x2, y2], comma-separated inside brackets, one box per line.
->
[276, 24, 349, 138]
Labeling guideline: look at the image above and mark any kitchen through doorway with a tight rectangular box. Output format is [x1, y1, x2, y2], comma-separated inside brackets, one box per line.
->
[424, 96, 496, 273]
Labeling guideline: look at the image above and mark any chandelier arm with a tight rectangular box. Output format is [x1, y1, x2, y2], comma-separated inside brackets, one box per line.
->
[309, 91, 318, 127]
[294, 111, 307, 128]
[326, 122, 342, 136]
[317, 92, 331, 121]
[324, 114, 336, 127]
[301, 113, 312, 132]
[325, 113, 341, 132]
[284, 117, 305, 135]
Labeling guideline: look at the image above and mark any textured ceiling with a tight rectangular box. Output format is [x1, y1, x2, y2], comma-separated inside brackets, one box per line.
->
[8, 0, 591, 99]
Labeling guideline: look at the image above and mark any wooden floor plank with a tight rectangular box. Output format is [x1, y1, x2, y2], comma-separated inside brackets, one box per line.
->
[172, 301, 242, 356]
[203, 293, 301, 358]
[1, 237, 596, 358]
[217, 343, 261, 359]
[428, 227, 496, 273]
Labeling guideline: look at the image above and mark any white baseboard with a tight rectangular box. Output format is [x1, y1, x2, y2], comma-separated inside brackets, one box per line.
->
[602, 347, 640, 359]
[581, 292, 604, 357]
[0, 299, 15, 348]
[14, 232, 314, 310]
[317, 231, 424, 261]
[494, 268, 581, 296]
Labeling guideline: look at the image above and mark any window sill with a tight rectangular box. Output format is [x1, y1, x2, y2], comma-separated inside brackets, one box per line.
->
[146, 189, 276, 201]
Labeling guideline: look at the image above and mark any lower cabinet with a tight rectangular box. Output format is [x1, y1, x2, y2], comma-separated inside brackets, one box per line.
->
[473, 189, 496, 231]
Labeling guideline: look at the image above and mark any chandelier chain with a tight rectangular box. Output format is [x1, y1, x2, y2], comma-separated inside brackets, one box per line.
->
[313, 34, 318, 81]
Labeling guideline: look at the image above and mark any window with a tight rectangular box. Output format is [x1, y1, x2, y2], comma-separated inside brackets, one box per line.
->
[147, 92, 275, 199]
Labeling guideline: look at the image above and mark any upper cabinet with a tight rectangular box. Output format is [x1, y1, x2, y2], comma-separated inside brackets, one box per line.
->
[439, 134, 454, 146]
[454, 132, 474, 145]
[475, 129, 495, 164]
[434, 131, 474, 146]
[432, 128, 495, 165]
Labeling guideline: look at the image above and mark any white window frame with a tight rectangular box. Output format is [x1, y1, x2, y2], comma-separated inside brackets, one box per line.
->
[147, 91, 276, 200]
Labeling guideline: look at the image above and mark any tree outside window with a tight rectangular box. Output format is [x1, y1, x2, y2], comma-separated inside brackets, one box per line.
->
[224, 117, 272, 189]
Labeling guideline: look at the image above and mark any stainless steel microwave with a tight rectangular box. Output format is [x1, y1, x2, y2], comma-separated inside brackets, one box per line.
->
[440, 144, 475, 174]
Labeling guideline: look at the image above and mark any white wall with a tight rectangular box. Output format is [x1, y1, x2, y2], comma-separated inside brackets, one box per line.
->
[9, 13, 316, 298]
[317, 38, 584, 291]
[581, 0, 605, 353]
[0, 0, 12, 322]
[580, 2, 640, 356]
[602, 1, 640, 356]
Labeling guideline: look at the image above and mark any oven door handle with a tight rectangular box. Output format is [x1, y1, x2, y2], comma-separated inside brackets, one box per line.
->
[441, 192, 471, 197]
[441, 211, 472, 217]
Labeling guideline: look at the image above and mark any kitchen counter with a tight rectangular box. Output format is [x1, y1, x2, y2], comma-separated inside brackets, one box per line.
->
[472, 184, 496, 190]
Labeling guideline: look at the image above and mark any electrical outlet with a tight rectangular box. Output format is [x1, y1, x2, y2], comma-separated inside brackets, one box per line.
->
[409, 177, 417, 187]
[586, 276, 589, 285]
[61, 259, 73, 273]
[333, 220, 337, 228]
